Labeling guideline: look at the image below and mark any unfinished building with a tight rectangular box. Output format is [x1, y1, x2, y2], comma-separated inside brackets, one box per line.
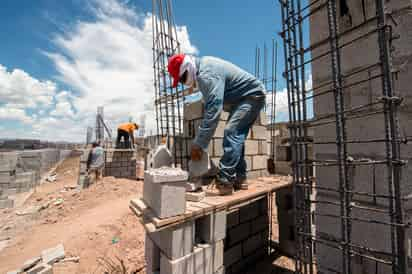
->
[280, 0, 412, 272]
[129, 0, 412, 273]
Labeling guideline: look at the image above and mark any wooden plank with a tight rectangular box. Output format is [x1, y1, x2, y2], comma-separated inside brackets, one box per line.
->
[130, 176, 292, 231]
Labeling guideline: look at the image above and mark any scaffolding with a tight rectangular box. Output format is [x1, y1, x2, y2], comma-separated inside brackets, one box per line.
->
[152, 0, 187, 168]
[279, 0, 408, 273]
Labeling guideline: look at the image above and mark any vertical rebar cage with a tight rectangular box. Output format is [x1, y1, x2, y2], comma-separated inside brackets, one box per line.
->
[279, 0, 409, 273]
[152, 0, 187, 168]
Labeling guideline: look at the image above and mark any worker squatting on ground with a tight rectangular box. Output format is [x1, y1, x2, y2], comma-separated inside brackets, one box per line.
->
[168, 54, 266, 195]
[87, 142, 105, 181]
[116, 122, 139, 148]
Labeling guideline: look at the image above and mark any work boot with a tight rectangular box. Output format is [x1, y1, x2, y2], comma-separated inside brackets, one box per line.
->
[234, 176, 248, 190]
[205, 179, 234, 196]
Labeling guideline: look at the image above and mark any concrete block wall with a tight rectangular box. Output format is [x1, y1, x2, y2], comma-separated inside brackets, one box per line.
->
[309, 0, 412, 272]
[103, 149, 137, 179]
[183, 100, 269, 179]
[0, 149, 71, 208]
[224, 197, 269, 274]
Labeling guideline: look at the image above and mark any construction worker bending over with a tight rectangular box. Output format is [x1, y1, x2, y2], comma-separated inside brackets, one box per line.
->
[168, 54, 266, 195]
[116, 122, 139, 148]
[87, 142, 105, 181]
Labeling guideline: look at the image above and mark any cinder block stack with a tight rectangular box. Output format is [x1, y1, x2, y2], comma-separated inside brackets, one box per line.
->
[143, 167, 226, 274]
[77, 150, 91, 189]
[223, 197, 269, 274]
[0, 149, 70, 208]
[183, 100, 269, 179]
[104, 149, 137, 179]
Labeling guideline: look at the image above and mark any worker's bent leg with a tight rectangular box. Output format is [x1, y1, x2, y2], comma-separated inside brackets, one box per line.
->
[219, 97, 265, 184]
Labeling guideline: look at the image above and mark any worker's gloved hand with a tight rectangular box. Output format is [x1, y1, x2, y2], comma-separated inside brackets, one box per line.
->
[191, 144, 203, 161]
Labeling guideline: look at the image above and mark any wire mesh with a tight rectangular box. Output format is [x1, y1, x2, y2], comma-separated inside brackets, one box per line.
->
[279, 0, 408, 273]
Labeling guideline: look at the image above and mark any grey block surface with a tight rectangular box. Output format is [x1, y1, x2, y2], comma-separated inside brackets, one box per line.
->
[186, 191, 205, 202]
[149, 221, 194, 260]
[160, 241, 223, 274]
[26, 263, 52, 274]
[0, 198, 14, 209]
[196, 210, 227, 243]
[22, 256, 42, 271]
[145, 234, 160, 274]
[41, 243, 65, 265]
[143, 168, 188, 219]
[224, 244, 242, 268]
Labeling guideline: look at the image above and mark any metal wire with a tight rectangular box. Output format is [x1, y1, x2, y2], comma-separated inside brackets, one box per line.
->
[279, 0, 408, 273]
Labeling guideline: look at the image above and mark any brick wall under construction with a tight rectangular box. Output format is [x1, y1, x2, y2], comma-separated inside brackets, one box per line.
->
[182, 100, 269, 178]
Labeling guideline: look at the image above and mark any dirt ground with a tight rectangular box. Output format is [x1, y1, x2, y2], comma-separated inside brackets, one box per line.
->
[0, 156, 293, 274]
[0, 156, 146, 274]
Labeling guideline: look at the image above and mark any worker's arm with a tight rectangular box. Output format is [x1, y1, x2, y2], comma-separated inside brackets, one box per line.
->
[193, 74, 225, 150]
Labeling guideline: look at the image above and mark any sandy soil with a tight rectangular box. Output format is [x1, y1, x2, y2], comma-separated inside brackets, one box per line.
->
[0, 156, 146, 274]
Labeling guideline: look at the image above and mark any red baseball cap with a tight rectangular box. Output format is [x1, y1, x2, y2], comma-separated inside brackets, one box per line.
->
[168, 54, 185, 88]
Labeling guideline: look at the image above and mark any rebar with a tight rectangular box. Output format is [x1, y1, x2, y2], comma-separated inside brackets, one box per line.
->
[279, 0, 408, 273]
[152, 0, 187, 168]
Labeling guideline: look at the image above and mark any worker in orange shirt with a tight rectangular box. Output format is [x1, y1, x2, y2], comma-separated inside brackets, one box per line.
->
[116, 122, 139, 148]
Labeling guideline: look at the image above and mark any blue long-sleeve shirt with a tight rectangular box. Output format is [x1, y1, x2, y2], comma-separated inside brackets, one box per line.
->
[193, 56, 266, 150]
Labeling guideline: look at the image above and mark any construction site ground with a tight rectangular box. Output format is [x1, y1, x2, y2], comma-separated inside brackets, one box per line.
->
[0, 156, 293, 274]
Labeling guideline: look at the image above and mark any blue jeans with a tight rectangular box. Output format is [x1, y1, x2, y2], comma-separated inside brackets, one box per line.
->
[218, 97, 265, 185]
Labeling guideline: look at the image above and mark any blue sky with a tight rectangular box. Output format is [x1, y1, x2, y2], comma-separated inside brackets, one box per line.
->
[0, 0, 311, 141]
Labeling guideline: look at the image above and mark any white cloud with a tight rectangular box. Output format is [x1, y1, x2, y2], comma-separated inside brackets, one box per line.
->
[0, 65, 56, 109]
[0, 105, 34, 125]
[266, 74, 313, 123]
[0, 0, 197, 142]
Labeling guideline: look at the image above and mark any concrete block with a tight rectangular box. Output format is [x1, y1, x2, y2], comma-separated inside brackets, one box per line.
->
[6, 270, 22, 274]
[242, 233, 264, 256]
[245, 140, 259, 155]
[213, 138, 224, 157]
[41, 243, 65, 265]
[160, 241, 223, 274]
[226, 209, 239, 229]
[245, 156, 252, 171]
[258, 140, 268, 155]
[143, 168, 188, 219]
[145, 234, 160, 274]
[151, 145, 173, 169]
[274, 160, 292, 175]
[223, 244, 242, 268]
[184, 100, 204, 121]
[26, 263, 53, 274]
[196, 210, 227, 243]
[251, 215, 268, 234]
[246, 170, 261, 179]
[257, 111, 267, 126]
[226, 222, 250, 247]
[150, 221, 194, 260]
[215, 121, 226, 138]
[22, 256, 42, 271]
[276, 146, 291, 161]
[239, 201, 260, 223]
[252, 155, 267, 170]
[0, 198, 14, 209]
[251, 125, 267, 140]
[186, 191, 205, 202]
